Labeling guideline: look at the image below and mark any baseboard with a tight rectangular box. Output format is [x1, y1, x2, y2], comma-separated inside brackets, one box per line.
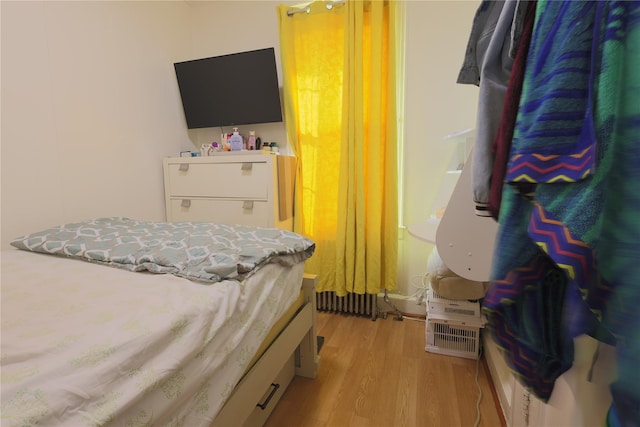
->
[481, 346, 508, 427]
[482, 332, 511, 426]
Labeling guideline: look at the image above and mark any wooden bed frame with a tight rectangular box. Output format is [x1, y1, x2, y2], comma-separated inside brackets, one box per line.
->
[212, 273, 319, 427]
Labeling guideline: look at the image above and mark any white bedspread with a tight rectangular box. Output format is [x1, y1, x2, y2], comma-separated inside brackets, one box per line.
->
[0, 249, 304, 426]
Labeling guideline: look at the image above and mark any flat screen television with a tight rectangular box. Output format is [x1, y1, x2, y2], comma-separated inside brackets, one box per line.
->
[174, 48, 283, 129]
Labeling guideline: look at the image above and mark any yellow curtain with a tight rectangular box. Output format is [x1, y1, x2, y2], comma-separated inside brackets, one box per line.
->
[278, 0, 399, 296]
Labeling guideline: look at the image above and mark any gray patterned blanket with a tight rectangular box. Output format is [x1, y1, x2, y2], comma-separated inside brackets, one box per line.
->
[10, 217, 315, 283]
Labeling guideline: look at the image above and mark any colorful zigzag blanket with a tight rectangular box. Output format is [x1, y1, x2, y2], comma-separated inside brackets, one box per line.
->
[483, 1, 640, 425]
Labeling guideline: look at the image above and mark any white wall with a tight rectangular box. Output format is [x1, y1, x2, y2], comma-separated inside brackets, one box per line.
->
[1, 1, 194, 247]
[400, 1, 479, 299]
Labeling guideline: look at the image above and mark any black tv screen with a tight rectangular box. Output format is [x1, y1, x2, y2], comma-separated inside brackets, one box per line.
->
[174, 48, 283, 129]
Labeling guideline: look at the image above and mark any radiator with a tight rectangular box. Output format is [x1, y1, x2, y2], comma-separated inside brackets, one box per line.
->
[316, 291, 378, 320]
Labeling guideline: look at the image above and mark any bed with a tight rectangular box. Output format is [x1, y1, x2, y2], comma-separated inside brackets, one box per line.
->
[0, 217, 319, 427]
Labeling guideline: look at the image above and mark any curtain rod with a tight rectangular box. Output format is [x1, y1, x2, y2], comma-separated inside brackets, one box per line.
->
[287, 0, 346, 17]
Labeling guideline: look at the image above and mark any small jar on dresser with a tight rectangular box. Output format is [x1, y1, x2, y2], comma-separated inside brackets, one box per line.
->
[162, 153, 296, 230]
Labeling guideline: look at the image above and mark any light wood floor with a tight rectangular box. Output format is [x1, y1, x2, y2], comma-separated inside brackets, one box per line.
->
[265, 312, 504, 427]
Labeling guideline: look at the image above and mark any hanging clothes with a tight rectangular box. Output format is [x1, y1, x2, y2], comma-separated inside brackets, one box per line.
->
[479, 1, 640, 426]
[487, 0, 536, 220]
[457, 0, 531, 217]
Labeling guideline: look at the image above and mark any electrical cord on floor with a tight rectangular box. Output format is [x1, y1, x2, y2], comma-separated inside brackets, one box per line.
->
[402, 314, 425, 322]
[383, 289, 404, 321]
[473, 344, 483, 427]
[377, 310, 426, 321]
[410, 271, 431, 305]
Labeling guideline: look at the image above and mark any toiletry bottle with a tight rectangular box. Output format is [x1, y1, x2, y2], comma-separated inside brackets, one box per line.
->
[229, 128, 244, 151]
[247, 131, 257, 151]
[221, 133, 229, 151]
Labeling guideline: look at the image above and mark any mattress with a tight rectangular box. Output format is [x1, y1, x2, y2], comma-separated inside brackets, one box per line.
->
[0, 249, 305, 426]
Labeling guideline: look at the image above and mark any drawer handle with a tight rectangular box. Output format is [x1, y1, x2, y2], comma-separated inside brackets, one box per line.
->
[241, 162, 253, 171]
[179, 163, 189, 172]
[181, 199, 191, 208]
[256, 383, 280, 410]
[242, 201, 254, 210]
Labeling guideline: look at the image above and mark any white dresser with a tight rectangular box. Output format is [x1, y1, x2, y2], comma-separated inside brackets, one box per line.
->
[162, 153, 295, 230]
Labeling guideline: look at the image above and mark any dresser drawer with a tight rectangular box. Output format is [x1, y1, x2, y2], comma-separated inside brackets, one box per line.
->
[243, 354, 295, 427]
[167, 198, 271, 227]
[166, 161, 269, 199]
[163, 154, 294, 229]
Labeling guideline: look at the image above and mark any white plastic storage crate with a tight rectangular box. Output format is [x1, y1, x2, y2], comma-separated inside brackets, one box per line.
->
[427, 289, 481, 317]
[425, 313, 485, 360]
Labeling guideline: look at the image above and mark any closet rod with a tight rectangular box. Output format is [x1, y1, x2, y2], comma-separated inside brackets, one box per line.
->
[287, 0, 345, 17]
